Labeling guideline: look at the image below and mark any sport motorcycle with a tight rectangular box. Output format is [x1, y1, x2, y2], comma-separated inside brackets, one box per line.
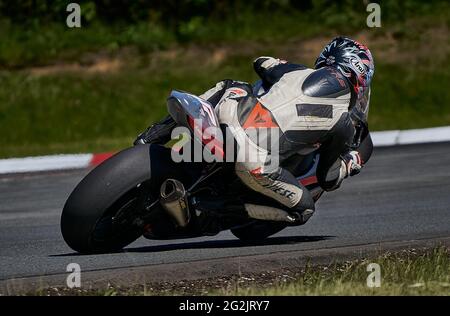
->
[61, 88, 325, 253]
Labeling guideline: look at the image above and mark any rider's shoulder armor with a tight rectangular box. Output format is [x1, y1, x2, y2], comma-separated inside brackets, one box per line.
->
[254, 56, 307, 87]
[301, 66, 350, 98]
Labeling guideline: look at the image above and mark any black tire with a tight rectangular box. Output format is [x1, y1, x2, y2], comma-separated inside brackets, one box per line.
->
[61, 144, 171, 254]
[231, 221, 287, 242]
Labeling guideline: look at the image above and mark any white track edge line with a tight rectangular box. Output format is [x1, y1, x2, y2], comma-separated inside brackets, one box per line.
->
[0, 126, 449, 174]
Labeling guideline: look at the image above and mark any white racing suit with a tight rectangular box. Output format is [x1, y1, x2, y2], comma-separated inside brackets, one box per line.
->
[199, 57, 374, 225]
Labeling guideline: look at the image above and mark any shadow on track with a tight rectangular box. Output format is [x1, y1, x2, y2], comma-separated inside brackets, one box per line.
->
[51, 235, 334, 257]
[125, 235, 335, 253]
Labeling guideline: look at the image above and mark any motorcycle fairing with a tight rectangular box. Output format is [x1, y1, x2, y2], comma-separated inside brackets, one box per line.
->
[167, 90, 224, 159]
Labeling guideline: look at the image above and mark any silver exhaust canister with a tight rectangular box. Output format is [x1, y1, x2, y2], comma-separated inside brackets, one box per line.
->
[159, 179, 191, 227]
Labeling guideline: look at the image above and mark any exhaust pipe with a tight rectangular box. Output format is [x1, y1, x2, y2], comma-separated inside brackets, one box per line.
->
[160, 179, 191, 227]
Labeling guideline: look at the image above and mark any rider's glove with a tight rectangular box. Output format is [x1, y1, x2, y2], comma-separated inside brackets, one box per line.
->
[342, 151, 363, 177]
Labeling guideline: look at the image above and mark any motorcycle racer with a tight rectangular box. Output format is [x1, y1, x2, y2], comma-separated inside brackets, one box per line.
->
[135, 37, 375, 234]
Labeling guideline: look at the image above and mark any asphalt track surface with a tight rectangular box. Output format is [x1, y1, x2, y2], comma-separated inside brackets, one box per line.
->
[1, 143, 449, 291]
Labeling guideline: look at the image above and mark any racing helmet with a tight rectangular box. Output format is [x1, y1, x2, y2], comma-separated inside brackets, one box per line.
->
[314, 36, 374, 121]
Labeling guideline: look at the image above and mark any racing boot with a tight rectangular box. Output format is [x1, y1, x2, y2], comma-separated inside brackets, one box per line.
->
[134, 115, 177, 146]
[243, 203, 315, 226]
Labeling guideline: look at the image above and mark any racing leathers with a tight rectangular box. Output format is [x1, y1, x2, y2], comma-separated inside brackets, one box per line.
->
[135, 56, 374, 229]
[197, 56, 373, 225]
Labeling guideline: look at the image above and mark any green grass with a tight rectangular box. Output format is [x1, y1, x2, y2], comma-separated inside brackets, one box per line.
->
[0, 4, 449, 158]
[0, 57, 448, 158]
[212, 247, 450, 296]
[0, 10, 378, 68]
[0, 55, 254, 157]
[370, 63, 450, 130]
[29, 247, 450, 296]
[0, 21, 174, 69]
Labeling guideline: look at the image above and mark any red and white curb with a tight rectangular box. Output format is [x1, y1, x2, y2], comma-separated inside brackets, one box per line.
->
[0, 152, 114, 175]
[0, 126, 449, 175]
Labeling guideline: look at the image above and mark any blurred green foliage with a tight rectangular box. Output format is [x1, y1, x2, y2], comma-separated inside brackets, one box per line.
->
[1, 0, 448, 68]
[1, 0, 445, 26]
[0, 0, 448, 157]
[0, 53, 448, 158]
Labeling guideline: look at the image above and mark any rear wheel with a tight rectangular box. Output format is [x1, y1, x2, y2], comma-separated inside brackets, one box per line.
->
[87, 187, 148, 253]
[61, 144, 177, 254]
